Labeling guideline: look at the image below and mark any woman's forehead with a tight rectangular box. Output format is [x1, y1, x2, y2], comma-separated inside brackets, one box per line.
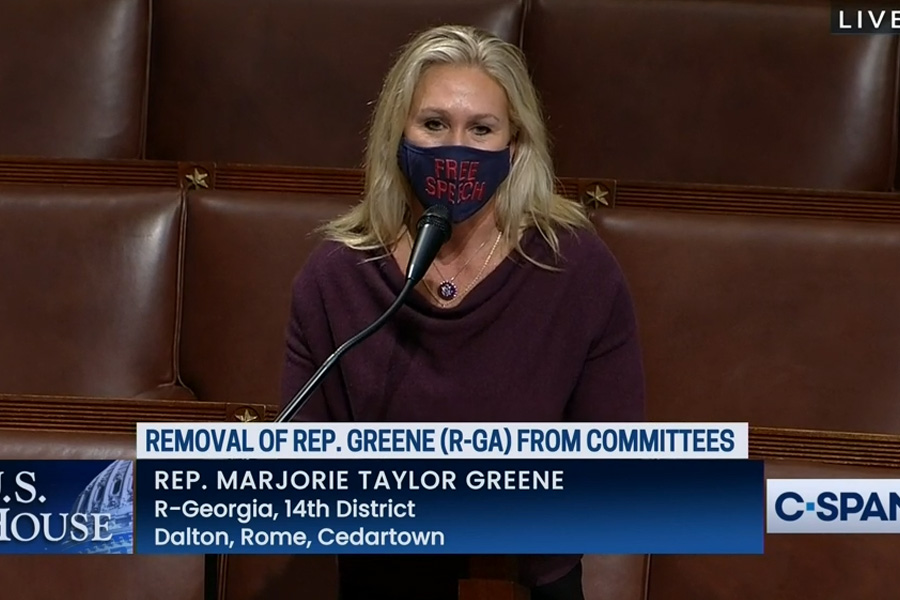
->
[410, 65, 508, 116]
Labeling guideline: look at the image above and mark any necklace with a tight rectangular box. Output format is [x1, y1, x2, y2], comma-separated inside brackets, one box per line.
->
[405, 228, 491, 301]
[425, 231, 502, 306]
[430, 236, 492, 301]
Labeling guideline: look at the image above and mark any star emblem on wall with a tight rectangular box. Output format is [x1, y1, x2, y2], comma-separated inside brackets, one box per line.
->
[234, 407, 259, 422]
[185, 167, 209, 190]
[585, 184, 610, 208]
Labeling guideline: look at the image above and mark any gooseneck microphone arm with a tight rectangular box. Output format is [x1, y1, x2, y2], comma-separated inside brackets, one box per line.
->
[275, 279, 415, 423]
[204, 205, 452, 600]
[275, 203, 452, 424]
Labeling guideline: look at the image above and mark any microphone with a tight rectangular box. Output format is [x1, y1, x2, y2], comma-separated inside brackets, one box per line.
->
[275, 204, 452, 424]
[406, 204, 452, 284]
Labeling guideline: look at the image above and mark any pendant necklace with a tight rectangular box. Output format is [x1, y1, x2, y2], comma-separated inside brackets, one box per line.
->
[406, 229, 502, 303]
[431, 235, 492, 301]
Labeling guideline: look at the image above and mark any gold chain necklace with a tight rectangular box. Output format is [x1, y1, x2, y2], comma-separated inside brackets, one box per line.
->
[429, 235, 492, 301]
[422, 231, 502, 307]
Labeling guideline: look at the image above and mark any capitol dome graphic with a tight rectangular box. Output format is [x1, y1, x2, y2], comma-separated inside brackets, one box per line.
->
[63, 460, 134, 554]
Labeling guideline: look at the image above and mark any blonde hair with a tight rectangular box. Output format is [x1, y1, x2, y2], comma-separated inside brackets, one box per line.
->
[322, 24, 590, 263]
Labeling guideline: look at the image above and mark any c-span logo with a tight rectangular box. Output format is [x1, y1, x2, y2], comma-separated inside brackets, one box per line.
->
[767, 479, 900, 533]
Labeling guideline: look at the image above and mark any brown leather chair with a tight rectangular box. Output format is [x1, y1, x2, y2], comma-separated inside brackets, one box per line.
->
[179, 189, 356, 404]
[585, 204, 900, 599]
[0, 0, 150, 159]
[524, 0, 900, 191]
[0, 185, 184, 398]
[146, 0, 527, 167]
[593, 208, 900, 434]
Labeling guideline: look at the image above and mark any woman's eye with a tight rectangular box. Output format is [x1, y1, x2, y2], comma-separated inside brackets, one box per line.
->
[473, 125, 492, 136]
[424, 119, 444, 131]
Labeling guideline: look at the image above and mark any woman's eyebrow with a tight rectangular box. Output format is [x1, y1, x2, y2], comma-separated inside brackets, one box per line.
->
[414, 108, 501, 124]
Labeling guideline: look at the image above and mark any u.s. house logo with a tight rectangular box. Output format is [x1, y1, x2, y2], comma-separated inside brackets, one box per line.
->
[0, 461, 133, 553]
[767, 479, 900, 533]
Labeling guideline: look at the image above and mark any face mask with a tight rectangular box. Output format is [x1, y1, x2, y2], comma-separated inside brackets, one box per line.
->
[398, 139, 511, 223]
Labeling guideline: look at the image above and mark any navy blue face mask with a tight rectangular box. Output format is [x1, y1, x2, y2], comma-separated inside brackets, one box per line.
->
[398, 139, 511, 223]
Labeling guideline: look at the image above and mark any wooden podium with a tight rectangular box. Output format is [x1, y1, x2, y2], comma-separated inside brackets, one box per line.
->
[459, 556, 530, 600]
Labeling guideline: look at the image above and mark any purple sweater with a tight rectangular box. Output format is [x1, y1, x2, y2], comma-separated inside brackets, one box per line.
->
[280, 225, 645, 590]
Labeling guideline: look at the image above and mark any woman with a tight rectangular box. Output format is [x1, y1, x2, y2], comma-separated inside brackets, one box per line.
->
[281, 24, 645, 600]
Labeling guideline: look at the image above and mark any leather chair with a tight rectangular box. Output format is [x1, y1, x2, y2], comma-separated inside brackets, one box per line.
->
[0, 185, 184, 398]
[145, 0, 527, 167]
[593, 208, 900, 434]
[524, 0, 900, 191]
[0, 0, 150, 159]
[179, 189, 356, 404]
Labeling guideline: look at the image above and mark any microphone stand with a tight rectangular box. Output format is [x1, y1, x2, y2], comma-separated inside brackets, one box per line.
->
[203, 283, 415, 600]
[276, 277, 416, 424]
[203, 206, 451, 600]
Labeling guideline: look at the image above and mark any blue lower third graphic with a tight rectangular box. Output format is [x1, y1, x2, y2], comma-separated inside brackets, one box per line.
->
[0, 460, 133, 554]
[135, 459, 763, 554]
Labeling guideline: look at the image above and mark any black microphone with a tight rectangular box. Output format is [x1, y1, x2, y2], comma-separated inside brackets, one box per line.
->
[275, 204, 452, 424]
[406, 204, 452, 284]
